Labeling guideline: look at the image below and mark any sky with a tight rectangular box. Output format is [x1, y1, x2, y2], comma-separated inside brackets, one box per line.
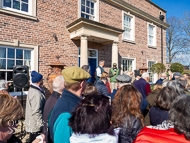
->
[152, 0, 190, 65]
[151, 0, 190, 18]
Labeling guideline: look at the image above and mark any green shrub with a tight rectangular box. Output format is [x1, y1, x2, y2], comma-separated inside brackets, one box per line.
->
[170, 63, 184, 74]
[150, 63, 166, 74]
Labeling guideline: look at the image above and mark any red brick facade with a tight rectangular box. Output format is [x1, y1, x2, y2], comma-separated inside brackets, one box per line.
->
[0, 0, 167, 95]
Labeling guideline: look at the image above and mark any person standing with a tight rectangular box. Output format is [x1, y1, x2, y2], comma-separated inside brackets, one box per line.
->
[42, 76, 65, 142]
[108, 63, 119, 92]
[133, 72, 151, 99]
[95, 77, 108, 96]
[49, 67, 91, 143]
[25, 71, 46, 143]
[96, 60, 105, 81]
[155, 73, 166, 84]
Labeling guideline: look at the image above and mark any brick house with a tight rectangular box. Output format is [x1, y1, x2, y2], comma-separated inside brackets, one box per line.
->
[0, 0, 169, 96]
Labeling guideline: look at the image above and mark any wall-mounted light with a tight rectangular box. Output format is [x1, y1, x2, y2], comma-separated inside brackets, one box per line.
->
[53, 33, 58, 41]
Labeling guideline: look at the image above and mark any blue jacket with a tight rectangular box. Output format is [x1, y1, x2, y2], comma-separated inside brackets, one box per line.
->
[156, 79, 163, 84]
[133, 78, 148, 99]
[95, 80, 108, 96]
[49, 89, 82, 143]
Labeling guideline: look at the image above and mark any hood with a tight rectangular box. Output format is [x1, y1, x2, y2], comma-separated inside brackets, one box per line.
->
[70, 128, 120, 143]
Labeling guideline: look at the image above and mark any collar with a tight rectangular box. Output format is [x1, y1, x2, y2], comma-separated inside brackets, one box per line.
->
[61, 89, 82, 104]
[52, 91, 61, 99]
[30, 84, 45, 95]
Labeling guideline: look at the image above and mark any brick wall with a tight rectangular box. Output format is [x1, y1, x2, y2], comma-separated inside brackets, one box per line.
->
[0, 0, 167, 96]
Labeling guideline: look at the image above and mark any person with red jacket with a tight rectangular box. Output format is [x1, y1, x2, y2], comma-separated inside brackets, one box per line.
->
[133, 94, 190, 143]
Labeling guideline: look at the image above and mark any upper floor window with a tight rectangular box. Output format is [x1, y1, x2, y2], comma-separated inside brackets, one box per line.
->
[122, 11, 135, 42]
[81, 0, 95, 20]
[148, 23, 156, 47]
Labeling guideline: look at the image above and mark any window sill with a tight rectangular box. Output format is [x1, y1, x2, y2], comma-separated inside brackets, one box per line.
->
[0, 8, 37, 21]
[148, 45, 157, 49]
[122, 39, 136, 44]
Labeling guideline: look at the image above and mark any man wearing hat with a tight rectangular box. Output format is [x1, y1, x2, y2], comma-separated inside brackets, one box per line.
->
[173, 72, 183, 79]
[108, 74, 132, 101]
[49, 66, 91, 143]
[25, 71, 46, 143]
[108, 63, 119, 92]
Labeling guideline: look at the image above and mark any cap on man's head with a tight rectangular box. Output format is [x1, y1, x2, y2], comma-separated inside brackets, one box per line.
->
[116, 74, 132, 83]
[0, 80, 7, 90]
[113, 63, 117, 66]
[173, 72, 183, 77]
[31, 71, 43, 83]
[62, 66, 91, 83]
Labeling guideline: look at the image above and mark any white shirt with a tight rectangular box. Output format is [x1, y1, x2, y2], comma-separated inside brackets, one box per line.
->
[96, 66, 103, 77]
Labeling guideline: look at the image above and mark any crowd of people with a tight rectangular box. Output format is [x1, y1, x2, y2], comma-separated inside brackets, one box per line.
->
[1, 61, 190, 143]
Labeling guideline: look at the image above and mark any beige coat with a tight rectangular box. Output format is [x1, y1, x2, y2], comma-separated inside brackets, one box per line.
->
[25, 85, 46, 133]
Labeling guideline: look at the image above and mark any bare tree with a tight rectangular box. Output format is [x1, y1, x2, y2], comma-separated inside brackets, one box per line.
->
[166, 16, 189, 64]
[180, 11, 190, 43]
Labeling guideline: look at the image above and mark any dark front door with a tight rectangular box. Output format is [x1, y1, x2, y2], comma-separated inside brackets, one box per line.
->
[88, 58, 96, 84]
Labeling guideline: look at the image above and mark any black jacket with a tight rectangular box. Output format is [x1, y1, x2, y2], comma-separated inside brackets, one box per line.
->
[118, 116, 143, 143]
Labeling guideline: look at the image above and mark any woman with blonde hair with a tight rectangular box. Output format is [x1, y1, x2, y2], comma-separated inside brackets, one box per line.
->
[101, 71, 111, 94]
[111, 85, 144, 143]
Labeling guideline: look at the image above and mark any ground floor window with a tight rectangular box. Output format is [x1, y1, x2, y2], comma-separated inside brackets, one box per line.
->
[0, 46, 33, 92]
[122, 59, 133, 72]
[148, 61, 155, 83]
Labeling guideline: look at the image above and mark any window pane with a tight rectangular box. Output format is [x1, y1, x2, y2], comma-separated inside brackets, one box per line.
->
[86, 7, 90, 14]
[7, 71, 13, 81]
[82, 0, 85, 5]
[21, 2, 28, 12]
[24, 50, 31, 59]
[3, 0, 11, 7]
[91, 9, 94, 15]
[8, 48, 15, 58]
[16, 49, 23, 59]
[13, 0, 20, 10]
[16, 60, 23, 65]
[0, 59, 6, 69]
[81, 13, 85, 18]
[86, 0, 90, 6]
[0, 48, 6, 58]
[21, 0, 28, 2]
[81, 5, 85, 12]
[7, 60, 15, 69]
[24, 60, 31, 70]
[91, 2, 94, 8]
[86, 15, 89, 19]
[0, 71, 5, 80]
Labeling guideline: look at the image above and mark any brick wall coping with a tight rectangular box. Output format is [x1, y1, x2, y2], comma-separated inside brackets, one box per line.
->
[104, 0, 170, 29]
[67, 17, 124, 34]
[145, 0, 167, 13]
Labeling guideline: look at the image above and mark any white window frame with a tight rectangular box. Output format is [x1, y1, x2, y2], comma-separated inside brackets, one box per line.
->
[0, 0, 37, 20]
[147, 60, 158, 83]
[147, 22, 157, 47]
[122, 10, 135, 42]
[78, 0, 99, 22]
[121, 57, 136, 74]
[0, 39, 38, 95]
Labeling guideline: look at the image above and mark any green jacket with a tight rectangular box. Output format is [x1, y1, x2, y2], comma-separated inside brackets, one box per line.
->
[109, 68, 119, 82]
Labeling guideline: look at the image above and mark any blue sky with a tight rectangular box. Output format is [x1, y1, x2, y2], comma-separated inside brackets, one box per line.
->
[151, 0, 190, 18]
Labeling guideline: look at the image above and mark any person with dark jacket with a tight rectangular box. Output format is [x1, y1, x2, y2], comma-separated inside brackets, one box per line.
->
[149, 86, 177, 125]
[25, 71, 46, 143]
[155, 73, 166, 84]
[133, 95, 190, 143]
[133, 72, 151, 99]
[111, 85, 144, 143]
[49, 67, 91, 143]
[95, 77, 108, 96]
[42, 76, 65, 142]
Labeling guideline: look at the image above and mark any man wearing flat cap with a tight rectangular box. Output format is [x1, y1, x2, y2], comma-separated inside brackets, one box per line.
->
[108, 63, 119, 92]
[49, 66, 91, 143]
[25, 71, 46, 143]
